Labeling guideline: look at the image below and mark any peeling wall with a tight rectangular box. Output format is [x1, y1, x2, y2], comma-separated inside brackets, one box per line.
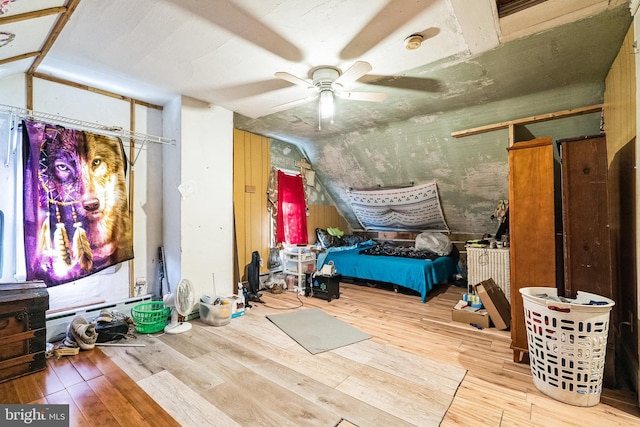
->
[267, 102, 602, 235]
[238, 7, 626, 235]
[293, 92, 602, 234]
[270, 138, 334, 206]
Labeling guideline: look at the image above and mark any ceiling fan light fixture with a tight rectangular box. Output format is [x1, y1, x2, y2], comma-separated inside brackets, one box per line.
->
[319, 90, 334, 119]
[404, 34, 424, 50]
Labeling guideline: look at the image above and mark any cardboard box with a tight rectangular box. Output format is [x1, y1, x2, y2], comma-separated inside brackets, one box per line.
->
[451, 301, 491, 328]
[475, 278, 511, 330]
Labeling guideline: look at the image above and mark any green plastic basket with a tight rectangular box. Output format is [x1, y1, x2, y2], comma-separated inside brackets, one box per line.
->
[131, 301, 170, 333]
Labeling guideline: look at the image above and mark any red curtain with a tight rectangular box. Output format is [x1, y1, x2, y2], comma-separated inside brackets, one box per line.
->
[276, 170, 308, 245]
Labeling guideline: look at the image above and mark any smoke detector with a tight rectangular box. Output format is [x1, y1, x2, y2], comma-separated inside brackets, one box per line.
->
[404, 34, 424, 50]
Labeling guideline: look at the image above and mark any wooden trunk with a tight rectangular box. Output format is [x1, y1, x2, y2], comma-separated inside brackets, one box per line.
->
[0, 282, 49, 383]
[508, 137, 558, 362]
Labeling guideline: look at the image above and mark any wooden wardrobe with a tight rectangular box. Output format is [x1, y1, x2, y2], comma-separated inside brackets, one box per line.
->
[508, 137, 558, 362]
[508, 135, 616, 383]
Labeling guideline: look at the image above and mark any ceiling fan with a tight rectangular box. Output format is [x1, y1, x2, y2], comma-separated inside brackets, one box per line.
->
[274, 61, 387, 129]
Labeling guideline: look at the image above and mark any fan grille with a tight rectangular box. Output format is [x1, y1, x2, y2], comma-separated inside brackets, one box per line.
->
[175, 279, 195, 315]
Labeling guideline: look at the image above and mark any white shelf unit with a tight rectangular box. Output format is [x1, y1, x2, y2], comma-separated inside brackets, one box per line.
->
[283, 246, 316, 294]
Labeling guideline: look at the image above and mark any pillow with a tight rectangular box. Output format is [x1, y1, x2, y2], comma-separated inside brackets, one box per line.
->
[315, 228, 366, 248]
[315, 228, 334, 249]
[414, 232, 453, 256]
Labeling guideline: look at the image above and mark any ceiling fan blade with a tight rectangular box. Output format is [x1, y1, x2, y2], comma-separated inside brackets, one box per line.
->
[274, 72, 316, 90]
[338, 91, 387, 102]
[333, 61, 373, 89]
[271, 94, 318, 112]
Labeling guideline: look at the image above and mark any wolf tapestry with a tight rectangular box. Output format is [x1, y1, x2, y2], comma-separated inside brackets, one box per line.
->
[22, 120, 133, 287]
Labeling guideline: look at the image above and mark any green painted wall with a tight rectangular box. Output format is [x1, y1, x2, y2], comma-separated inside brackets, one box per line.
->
[294, 90, 602, 234]
[239, 6, 629, 235]
[270, 138, 334, 206]
[269, 108, 601, 234]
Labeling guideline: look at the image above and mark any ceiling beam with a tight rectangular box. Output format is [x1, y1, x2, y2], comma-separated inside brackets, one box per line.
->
[451, 104, 604, 138]
[0, 7, 66, 24]
[28, 0, 82, 75]
[0, 51, 40, 65]
[31, 72, 164, 110]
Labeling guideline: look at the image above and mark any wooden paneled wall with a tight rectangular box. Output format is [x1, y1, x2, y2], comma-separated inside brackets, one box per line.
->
[306, 204, 349, 244]
[233, 129, 271, 282]
[603, 23, 637, 389]
[234, 130, 350, 280]
[605, 24, 636, 161]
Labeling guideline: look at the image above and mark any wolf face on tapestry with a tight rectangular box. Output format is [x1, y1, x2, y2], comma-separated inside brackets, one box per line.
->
[22, 120, 133, 287]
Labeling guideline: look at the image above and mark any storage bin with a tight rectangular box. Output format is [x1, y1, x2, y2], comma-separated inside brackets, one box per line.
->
[199, 300, 231, 326]
[131, 301, 170, 334]
[520, 287, 615, 406]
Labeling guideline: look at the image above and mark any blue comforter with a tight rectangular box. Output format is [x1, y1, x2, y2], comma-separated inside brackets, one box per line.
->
[317, 241, 457, 302]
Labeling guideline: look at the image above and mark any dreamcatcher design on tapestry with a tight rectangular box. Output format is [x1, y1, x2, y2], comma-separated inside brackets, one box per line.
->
[0, 0, 17, 16]
[22, 120, 133, 287]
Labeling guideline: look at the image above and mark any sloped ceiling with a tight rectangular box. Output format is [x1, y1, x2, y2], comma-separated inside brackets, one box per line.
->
[0, 0, 633, 232]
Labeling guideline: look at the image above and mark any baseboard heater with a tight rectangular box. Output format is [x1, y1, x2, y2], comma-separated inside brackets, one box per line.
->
[45, 295, 152, 342]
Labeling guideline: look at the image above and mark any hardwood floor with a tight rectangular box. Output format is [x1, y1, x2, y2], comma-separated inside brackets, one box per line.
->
[2, 281, 640, 426]
[0, 342, 179, 426]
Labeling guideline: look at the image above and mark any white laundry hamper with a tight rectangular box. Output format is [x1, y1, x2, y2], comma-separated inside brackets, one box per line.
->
[520, 287, 615, 407]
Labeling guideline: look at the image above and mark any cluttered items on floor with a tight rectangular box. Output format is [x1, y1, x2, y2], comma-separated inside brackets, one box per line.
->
[95, 309, 134, 342]
[451, 299, 490, 328]
[452, 278, 512, 330]
[474, 279, 511, 330]
[199, 296, 231, 326]
[47, 309, 138, 360]
[59, 316, 98, 350]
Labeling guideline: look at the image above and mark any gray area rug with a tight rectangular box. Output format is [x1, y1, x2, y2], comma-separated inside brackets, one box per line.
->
[266, 308, 371, 354]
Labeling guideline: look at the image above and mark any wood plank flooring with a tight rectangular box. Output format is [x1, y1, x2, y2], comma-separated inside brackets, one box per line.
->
[0, 343, 179, 426]
[2, 281, 640, 426]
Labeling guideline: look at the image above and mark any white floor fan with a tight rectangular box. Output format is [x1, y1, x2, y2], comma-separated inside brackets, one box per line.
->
[163, 278, 196, 334]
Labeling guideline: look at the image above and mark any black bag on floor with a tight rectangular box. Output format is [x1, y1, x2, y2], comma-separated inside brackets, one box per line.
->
[94, 311, 131, 343]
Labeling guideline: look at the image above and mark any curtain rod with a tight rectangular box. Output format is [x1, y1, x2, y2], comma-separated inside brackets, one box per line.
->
[0, 103, 175, 166]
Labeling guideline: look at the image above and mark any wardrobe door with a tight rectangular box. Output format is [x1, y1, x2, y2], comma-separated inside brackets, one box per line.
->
[559, 135, 613, 299]
[508, 137, 557, 362]
[559, 134, 616, 387]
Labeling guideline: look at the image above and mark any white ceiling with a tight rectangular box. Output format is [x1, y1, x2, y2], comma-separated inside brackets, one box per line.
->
[0, 0, 632, 141]
[40, 0, 500, 118]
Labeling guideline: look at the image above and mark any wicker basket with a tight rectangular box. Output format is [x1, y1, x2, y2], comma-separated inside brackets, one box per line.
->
[131, 302, 170, 334]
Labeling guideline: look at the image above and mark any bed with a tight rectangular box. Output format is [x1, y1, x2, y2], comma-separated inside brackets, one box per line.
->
[316, 239, 459, 303]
